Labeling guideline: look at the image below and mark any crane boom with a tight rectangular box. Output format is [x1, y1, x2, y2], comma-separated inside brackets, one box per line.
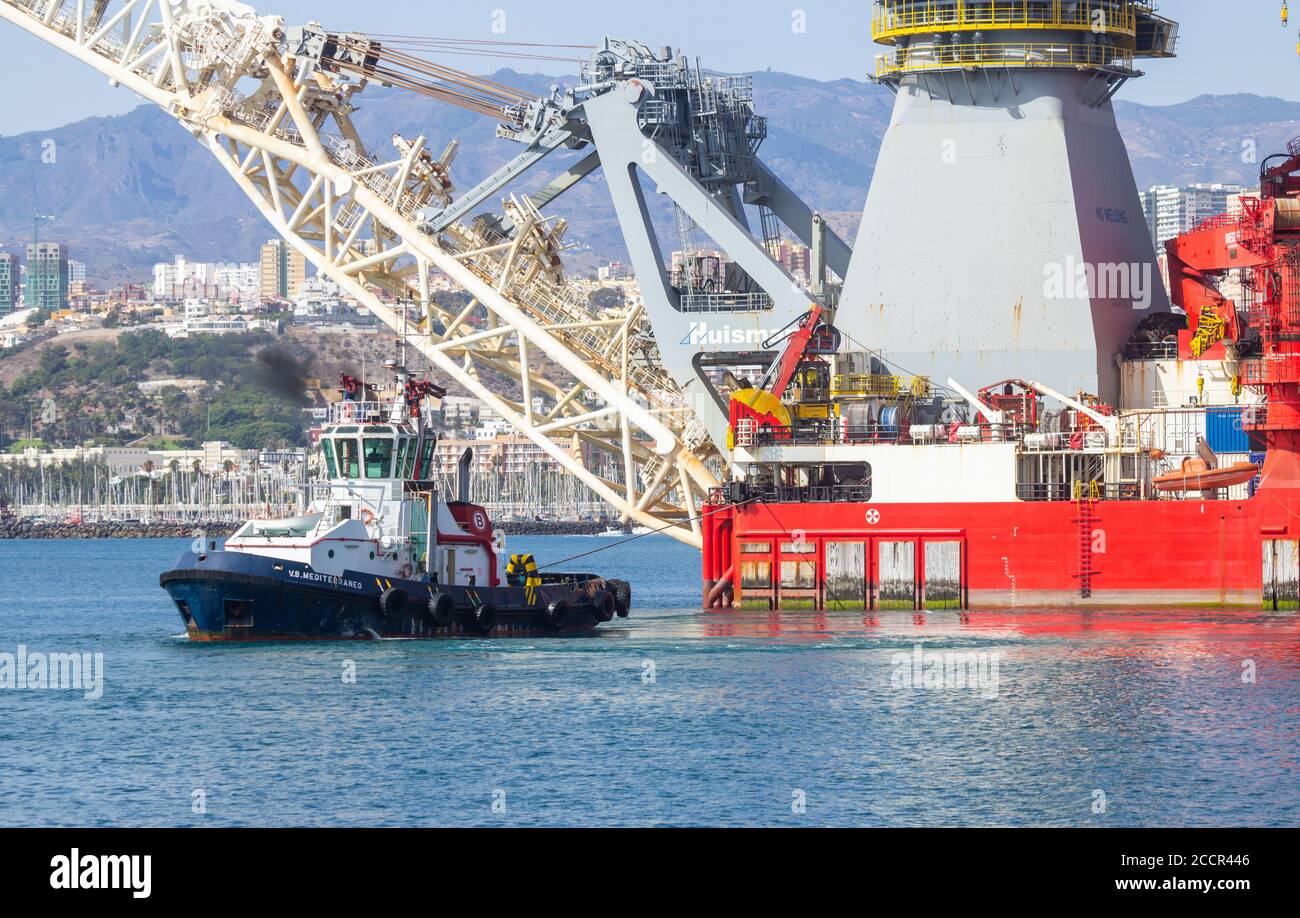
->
[760, 306, 826, 398]
[0, 0, 848, 547]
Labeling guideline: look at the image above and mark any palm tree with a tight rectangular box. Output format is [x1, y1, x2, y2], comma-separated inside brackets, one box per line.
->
[141, 460, 155, 512]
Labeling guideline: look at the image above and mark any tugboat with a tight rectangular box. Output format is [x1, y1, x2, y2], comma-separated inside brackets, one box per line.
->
[160, 369, 632, 640]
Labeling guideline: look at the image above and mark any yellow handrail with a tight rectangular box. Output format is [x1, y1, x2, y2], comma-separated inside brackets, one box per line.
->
[830, 374, 933, 399]
[874, 0, 1138, 43]
[876, 40, 1137, 77]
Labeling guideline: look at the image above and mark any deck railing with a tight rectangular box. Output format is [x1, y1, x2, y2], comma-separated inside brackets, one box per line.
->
[873, 0, 1138, 41]
[876, 40, 1137, 77]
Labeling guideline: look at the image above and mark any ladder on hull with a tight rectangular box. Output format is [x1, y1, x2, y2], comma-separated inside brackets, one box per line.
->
[1071, 480, 1101, 599]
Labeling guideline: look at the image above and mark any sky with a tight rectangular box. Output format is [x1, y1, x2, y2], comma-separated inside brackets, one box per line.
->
[0, 0, 1294, 136]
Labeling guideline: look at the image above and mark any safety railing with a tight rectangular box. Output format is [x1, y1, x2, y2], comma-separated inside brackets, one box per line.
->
[678, 292, 773, 313]
[750, 423, 878, 446]
[1124, 338, 1179, 360]
[831, 374, 932, 399]
[1015, 482, 1144, 502]
[873, 0, 1138, 40]
[875, 40, 1137, 77]
[708, 484, 872, 505]
[1241, 356, 1300, 387]
[743, 420, 1043, 448]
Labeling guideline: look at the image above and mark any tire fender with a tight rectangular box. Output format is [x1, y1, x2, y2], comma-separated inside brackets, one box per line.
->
[379, 587, 408, 618]
[426, 592, 456, 628]
[543, 599, 569, 631]
[595, 590, 616, 623]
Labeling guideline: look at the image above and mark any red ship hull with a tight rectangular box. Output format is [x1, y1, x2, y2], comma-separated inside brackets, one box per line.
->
[702, 453, 1300, 611]
[703, 497, 1293, 610]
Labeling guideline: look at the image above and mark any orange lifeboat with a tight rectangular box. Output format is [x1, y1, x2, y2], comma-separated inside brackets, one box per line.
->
[1152, 458, 1260, 493]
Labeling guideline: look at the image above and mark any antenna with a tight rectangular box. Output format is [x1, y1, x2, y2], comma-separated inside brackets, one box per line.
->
[32, 213, 54, 252]
[399, 295, 408, 369]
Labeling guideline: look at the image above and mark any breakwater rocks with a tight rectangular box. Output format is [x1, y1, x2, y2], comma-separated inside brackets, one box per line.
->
[0, 518, 241, 540]
[0, 517, 615, 539]
[496, 520, 612, 536]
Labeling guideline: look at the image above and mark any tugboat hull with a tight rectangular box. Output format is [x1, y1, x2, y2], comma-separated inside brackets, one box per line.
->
[161, 550, 629, 641]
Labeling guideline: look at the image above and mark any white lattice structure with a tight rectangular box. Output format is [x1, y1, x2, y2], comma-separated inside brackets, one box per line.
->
[0, 0, 722, 545]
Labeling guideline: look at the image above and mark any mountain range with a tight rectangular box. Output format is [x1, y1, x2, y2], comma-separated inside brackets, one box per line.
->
[1, 68, 1297, 284]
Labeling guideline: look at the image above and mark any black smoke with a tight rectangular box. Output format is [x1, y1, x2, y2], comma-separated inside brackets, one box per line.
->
[251, 344, 310, 403]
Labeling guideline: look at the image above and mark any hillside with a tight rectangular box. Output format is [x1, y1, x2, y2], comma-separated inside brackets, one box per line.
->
[0, 329, 313, 450]
[0, 317, 527, 451]
[1116, 93, 1300, 188]
[1, 69, 1295, 283]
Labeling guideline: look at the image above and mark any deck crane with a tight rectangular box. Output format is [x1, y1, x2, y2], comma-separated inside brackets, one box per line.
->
[0, 0, 849, 547]
[726, 305, 832, 446]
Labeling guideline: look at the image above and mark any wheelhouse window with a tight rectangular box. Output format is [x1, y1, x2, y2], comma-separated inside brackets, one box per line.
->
[321, 439, 338, 478]
[364, 438, 395, 479]
[337, 438, 361, 479]
[420, 438, 436, 478]
[400, 437, 417, 479]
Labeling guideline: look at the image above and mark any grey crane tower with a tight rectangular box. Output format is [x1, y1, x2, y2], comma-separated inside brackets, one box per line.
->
[840, 1, 1179, 403]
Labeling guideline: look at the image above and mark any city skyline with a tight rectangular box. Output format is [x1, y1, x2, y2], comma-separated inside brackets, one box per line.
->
[0, 0, 1293, 138]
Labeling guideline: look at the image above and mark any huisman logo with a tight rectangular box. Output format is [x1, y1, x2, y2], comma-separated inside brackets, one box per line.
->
[679, 322, 776, 346]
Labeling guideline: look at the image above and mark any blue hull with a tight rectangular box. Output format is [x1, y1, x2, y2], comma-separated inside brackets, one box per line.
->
[159, 550, 628, 641]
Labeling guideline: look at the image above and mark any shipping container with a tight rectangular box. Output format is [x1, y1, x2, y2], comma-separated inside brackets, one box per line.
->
[1206, 408, 1249, 453]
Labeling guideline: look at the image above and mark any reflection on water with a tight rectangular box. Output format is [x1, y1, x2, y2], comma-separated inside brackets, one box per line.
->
[0, 537, 1296, 827]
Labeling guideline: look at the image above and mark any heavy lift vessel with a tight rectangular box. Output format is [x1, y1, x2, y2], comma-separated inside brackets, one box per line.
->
[3, 0, 1298, 612]
[702, 143, 1300, 611]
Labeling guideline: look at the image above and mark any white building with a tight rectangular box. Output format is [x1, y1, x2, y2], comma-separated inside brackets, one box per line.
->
[152, 255, 261, 303]
[136, 378, 209, 396]
[1140, 183, 1246, 248]
[0, 441, 305, 479]
[439, 396, 481, 427]
[291, 277, 378, 327]
[597, 261, 630, 281]
[153, 256, 212, 298]
[214, 262, 262, 306]
[0, 445, 151, 476]
[148, 441, 254, 475]
[163, 314, 279, 339]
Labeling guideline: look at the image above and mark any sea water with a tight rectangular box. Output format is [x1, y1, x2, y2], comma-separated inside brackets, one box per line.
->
[0, 536, 1296, 827]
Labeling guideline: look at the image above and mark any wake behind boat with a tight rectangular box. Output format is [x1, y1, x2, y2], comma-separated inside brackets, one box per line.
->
[160, 369, 631, 640]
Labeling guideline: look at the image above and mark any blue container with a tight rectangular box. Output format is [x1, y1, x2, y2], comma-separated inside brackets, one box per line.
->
[1248, 450, 1267, 498]
[1206, 408, 1249, 454]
